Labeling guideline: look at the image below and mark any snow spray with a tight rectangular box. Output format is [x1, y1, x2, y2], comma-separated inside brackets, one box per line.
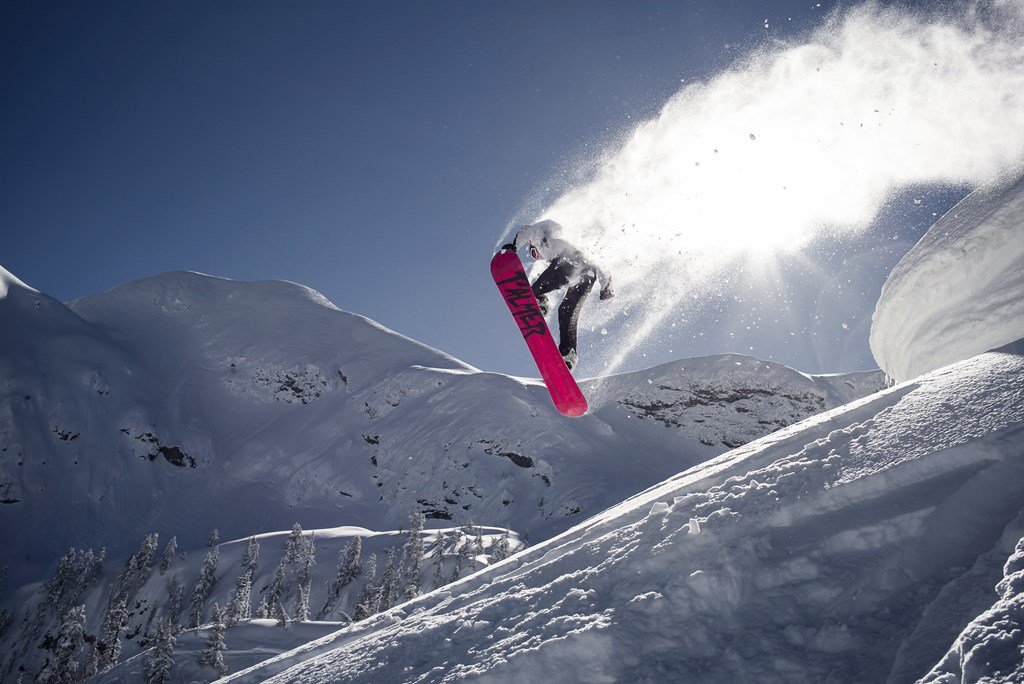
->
[503, 1, 1024, 377]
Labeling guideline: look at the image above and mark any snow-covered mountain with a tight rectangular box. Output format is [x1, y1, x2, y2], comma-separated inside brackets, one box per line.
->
[0, 266, 882, 592]
[211, 341, 1024, 684]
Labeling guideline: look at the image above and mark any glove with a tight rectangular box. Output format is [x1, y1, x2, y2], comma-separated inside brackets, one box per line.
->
[537, 295, 550, 316]
[500, 243, 516, 253]
[600, 287, 615, 301]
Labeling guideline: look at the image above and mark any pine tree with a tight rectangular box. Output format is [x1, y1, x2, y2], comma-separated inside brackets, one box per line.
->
[241, 537, 260, 576]
[226, 538, 259, 626]
[74, 547, 106, 603]
[108, 552, 139, 614]
[50, 604, 87, 682]
[451, 531, 472, 583]
[473, 525, 485, 557]
[294, 532, 316, 621]
[159, 537, 178, 575]
[283, 523, 304, 568]
[189, 547, 219, 628]
[135, 533, 159, 581]
[352, 553, 378, 621]
[431, 535, 446, 589]
[84, 641, 100, 679]
[166, 574, 184, 630]
[492, 530, 512, 562]
[265, 562, 287, 619]
[225, 575, 252, 627]
[97, 596, 127, 672]
[317, 536, 361, 620]
[256, 596, 270, 620]
[144, 617, 176, 684]
[198, 604, 228, 676]
[43, 548, 76, 613]
[207, 529, 220, 547]
[403, 513, 425, 599]
[376, 549, 398, 612]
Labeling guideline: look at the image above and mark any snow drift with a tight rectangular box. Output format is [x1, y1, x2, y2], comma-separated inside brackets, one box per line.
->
[222, 341, 1024, 684]
[871, 165, 1024, 382]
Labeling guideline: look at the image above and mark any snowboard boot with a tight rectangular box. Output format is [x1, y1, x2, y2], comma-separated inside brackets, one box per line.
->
[562, 348, 578, 372]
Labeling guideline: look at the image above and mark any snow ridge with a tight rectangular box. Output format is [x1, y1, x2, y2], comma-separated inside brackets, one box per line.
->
[871, 165, 1024, 382]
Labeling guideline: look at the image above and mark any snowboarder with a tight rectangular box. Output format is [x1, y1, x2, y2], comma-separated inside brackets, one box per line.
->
[501, 219, 614, 371]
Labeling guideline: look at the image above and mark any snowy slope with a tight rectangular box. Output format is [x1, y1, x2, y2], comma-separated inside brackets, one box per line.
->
[870, 165, 1024, 382]
[0, 266, 882, 590]
[919, 533, 1024, 683]
[223, 341, 1024, 684]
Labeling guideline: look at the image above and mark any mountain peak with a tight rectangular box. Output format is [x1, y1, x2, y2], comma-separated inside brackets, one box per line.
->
[0, 264, 39, 300]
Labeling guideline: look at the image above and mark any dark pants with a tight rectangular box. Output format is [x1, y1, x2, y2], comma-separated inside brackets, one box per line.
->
[531, 258, 596, 356]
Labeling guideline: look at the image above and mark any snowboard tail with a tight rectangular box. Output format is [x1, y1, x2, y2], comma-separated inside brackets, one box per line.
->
[490, 250, 588, 417]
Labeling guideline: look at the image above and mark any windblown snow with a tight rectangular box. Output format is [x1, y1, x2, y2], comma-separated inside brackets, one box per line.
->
[870, 165, 1024, 382]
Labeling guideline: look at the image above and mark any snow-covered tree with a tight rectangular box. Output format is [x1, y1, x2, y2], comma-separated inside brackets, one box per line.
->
[451, 532, 472, 583]
[473, 525, 485, 557]
[166, 574, 184, 630]
[159, 536, 178, 575]
[241, 536, 260, 576]
[84, 641, 100, 679]
[283, 523, 304, 567]
[276, 601, 289, 628]
[42, 548, 76, 613]
[492, 530, 512, 562]
[294, 532, 317, 621]
[431, 535, 446, 590]
[207, 529, 219, 547]
[144, 617, 176, 684]
[353, 553, 378, 621]
[135, 532, 159, 582]
[317, 536, 362, 620]
[226, 574, 252, 627]
[189, 547, 219, 628]
[264, 562, 287, 619]
[403, 513, 425, 599]
[47, 604, 87, 682]
[376, 548, 398, 612]
[226, 537, 259, 626]
[256, 595, 270, 620]
[69, 548, 95, 607]
[198, 603, 228, 676]
[96, 596, 127, 672]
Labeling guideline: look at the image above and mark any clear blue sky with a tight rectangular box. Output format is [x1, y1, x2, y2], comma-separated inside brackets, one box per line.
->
[1, 1, 959, 375]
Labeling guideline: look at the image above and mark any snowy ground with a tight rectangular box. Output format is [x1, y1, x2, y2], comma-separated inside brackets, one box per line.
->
[216, 341, 1024, 684]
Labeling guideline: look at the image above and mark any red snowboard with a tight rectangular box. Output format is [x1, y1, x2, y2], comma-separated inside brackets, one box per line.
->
[490, 249, 588, 417]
